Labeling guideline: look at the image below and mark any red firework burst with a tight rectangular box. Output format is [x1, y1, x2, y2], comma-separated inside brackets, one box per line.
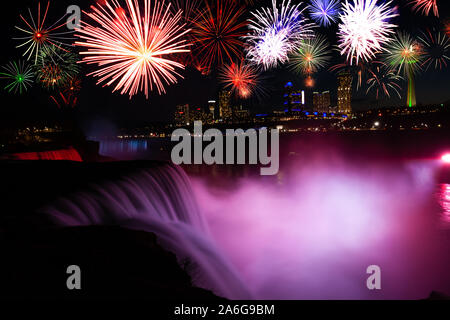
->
[75, 0, 191, 99]
[14, 1, 75, 63]
[191, 0, 247, 75]
[219, 61, 261, 99]
[409, 0, 439, 17]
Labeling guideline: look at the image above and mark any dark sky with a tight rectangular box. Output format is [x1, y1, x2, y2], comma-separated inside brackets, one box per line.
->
[0, 0, 449, 132]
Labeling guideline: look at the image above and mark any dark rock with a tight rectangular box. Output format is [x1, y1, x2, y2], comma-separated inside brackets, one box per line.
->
[0, 226, 223, 300]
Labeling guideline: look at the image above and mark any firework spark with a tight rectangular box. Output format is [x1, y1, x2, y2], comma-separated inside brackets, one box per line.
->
[50, 76, 81, 108]
[304, 75, 315, 87]
[190, 0, 247, 75]
[36, 46, 80, 90]
[366, 64, 402, 99]
[219, 61, 261, 99]
[0, 61, 34, 94]
[409, 0, 439, 17]
[418, 29, 450, 70]
[338, 0, 398, 65]
[245, 0, 315, 70]
[14, 1, 75, 64]
[330, 60, 384, 90]
[75, 0, 190, 98]
[308, 0, 341, 27]
[290, 34, 332, 74]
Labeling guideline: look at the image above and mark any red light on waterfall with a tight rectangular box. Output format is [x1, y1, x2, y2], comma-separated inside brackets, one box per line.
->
[11, 147, 82, 162]
[441, 153, 450, 164]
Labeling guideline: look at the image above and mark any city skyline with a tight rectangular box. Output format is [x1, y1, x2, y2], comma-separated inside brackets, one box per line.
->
[0, 0, 449, 129]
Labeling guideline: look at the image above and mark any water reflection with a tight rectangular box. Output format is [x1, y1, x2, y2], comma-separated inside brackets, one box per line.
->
[99, 140, 148, 154]
[436, 184, 450, 226]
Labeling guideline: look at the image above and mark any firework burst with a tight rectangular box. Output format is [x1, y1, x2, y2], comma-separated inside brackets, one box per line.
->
[383, 32, 423, 75]
[0, 61, 34, 94]
[409, 0, 439, 17]
[14, 1, 75, 64]
[245, 0, 315, 70]
[338, 0, 398, 65]
[290, 34, 332, 75]
[75, 0, 190, 99]
[190, 0, 247, 75]
[366, 64, 402, 99]
[308, 0, 341, 27]
[383, 32, 422, 107]
[36, 46, 80, 90]
[418, 29, 450, 70]
[219, 61, 261, 99]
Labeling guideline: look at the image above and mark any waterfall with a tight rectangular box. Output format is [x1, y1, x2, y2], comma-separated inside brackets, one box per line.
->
[39, 163, 251, 299]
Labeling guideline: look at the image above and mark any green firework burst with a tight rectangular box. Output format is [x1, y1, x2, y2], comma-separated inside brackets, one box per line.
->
[0, 60, 34, 94]
[290, 35, 332, 75]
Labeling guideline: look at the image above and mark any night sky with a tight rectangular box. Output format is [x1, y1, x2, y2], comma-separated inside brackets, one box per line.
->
[0, 0, 449, 133]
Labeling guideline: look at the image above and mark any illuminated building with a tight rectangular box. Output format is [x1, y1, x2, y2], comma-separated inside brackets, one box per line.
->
[219, 90, 232, 122]
[174, 104, 189, 126]
[233, 105, 251, 123]
[208, 100, 216, 120]
[337, 72, 352, 115]
[313, 91, 331, 113]
[284, 82, 305, 112]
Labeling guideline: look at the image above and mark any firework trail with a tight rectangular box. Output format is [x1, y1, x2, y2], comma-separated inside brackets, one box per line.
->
[75, 0, 190, 99]
[330, 60, 384, 91]
[50, 76, 82, 108]
[366, 64, 403, 99]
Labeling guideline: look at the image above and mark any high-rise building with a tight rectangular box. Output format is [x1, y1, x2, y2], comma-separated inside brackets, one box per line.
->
[337, 72, 352, 115]
[284, 82, 305, 112]
[313, 91, 331, 113]
[219, 90, 232, 121]
[232, 105, 250, 123]
[189, 106, 213, 124]
[208, 100, 216, 120]
[174, 104, 189, 126]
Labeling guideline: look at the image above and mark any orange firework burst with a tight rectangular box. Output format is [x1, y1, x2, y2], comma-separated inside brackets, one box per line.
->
[219, 61, 261, 99]
[191, 0, 247, 75]
[75, 0, 191, 99]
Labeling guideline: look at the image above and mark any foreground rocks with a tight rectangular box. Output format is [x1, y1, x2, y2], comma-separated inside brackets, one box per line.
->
[0, 226, 223, 300]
